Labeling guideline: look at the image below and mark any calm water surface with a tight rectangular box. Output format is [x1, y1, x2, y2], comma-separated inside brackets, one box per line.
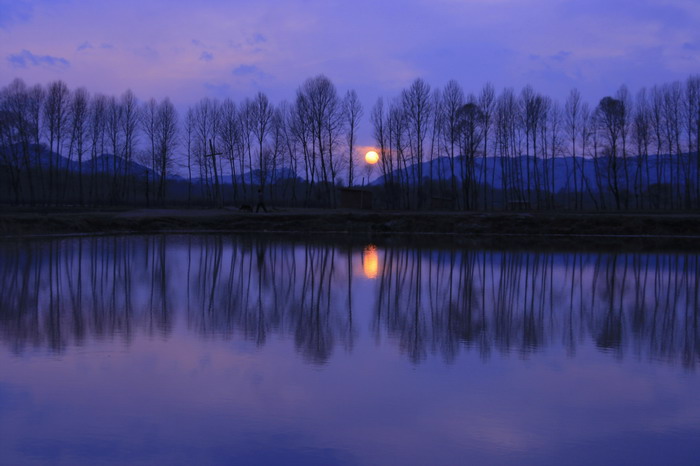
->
[0, 235, 699, 465]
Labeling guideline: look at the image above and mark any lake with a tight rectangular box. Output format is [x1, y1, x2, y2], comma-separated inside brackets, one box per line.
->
[0, 235, 699, 465]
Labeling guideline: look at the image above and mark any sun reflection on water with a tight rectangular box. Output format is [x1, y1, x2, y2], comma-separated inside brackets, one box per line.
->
[363, 244, 379, 279]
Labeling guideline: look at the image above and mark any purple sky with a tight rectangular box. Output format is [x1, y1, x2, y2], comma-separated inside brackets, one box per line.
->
[2, 0, 699, 145]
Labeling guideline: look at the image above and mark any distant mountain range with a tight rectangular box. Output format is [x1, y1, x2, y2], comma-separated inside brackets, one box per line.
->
[2, 144, 157, 177]
[374, 153, 700, 192]
[1, 145, 299, 185]
[195, 167, 299, 186]
[5, 144, 698, 192]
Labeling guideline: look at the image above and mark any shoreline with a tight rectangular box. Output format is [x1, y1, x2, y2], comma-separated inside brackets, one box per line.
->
[1, 207, 700, 251]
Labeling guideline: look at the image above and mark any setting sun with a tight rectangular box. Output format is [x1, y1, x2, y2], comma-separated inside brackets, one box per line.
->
[364, 150, 379, 164]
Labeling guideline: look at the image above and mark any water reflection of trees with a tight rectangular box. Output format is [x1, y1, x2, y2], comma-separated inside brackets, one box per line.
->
[0, 236, 355, 363]
[0, 236, 698, 367]
[187, 236, 353, 363]
[377, 248, 700, 367]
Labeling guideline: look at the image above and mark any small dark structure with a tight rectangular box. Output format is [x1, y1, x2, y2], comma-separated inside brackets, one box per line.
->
[430, 196, 453, 211]
[339, 188, 373, 209]
[507, 200, 531, 210]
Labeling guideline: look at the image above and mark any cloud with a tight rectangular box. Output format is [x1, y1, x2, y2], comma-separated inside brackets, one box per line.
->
[229, 33, 268, 51]
[7, 49, 70, 69]
[550, 51, 571, 62]
[0, 0, 32, 28]
[231, 64, 272, 84]
[192, 39, 213, 48]
[133, 46, 159, 61]
[100, 43, 114, 50]
[77, 41, 93, 51]
[248, 33, 266, 45]
[233, 64, 259, 76]
[199, 51, 214, 62]
[203, 82, 232, 98]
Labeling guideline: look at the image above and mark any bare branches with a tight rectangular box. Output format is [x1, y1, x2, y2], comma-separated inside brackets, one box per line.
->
[2, 74, 700, 210]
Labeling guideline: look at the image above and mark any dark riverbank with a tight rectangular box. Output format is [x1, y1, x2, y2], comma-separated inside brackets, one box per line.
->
[1, 207, 700, 251]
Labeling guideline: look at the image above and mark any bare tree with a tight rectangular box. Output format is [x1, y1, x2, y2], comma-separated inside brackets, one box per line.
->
[544, 99, 563, 208]
[88, 94, 107, 204]
[155, 98, 178, 202]
[478, 83, 495, 209]
[141, 98, 158, 205]
[520, 86, 548, 207]
[250, 92, 273, 189]
[296, 75, 343, 205]
[184, 107, 195, 205]
[427, 87, 443, 202]
[67, 87, 89, 204]
[401, 78, 431, 208]
[0, 79, 45, 204]
[389, 98, 410, 207]
[684, 75, 700, 207]
[278, 101, 300, 202]
[371, 97, 399, 206]
[496, 88, 524, 208]
[595, 96, 625, 209]
[191, 98, 221, 204]
[442, 80, 464, 205]
[457, 97, 484, 209]
[616, 85, 632, 209]
[105, 95, 123, 202]
[695, 78, 700, 206]
[44, 80, 70, 201]
[0, 80, 26, 203]
[120, 89, 139, 201]
[342, 89, 363, 187]
[649, 85, 665, 208]
[219, 98, 241, 203]
[633, 88, 652, 208]
[565, 89, 582, 209]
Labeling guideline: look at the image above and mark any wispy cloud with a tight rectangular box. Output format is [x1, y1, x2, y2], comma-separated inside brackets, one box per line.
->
[233, 64, 259, 76]
[247, 33, 266, 45]
[1, 0, 697, 142]
[192, 39, 212, 49]
[203, 82, 232, 98]
[232, 64, 272, 86]
[0, 0, 33, 28]
[133, 46, 159, 61]
[550, 51, 571, 62]
[7, 49, 69, 69]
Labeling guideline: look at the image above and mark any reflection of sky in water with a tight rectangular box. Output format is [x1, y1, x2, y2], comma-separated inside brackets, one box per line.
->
[0, 235, 699, 465]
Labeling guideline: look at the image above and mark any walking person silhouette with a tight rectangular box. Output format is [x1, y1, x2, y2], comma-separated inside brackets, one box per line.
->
[256, 188, 268, 213]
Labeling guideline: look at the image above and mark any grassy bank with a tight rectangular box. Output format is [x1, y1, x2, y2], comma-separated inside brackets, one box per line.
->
[1, 207, 699, 251]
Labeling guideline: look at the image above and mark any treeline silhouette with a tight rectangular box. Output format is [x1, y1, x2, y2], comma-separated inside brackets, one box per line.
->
[1, 75, 699, 210]
[0, 235, 697, 367]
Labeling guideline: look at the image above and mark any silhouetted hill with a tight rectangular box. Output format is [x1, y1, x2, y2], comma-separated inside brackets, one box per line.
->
[190, 167, 300, 186]
[375, 153, 700, 192]
[2, 144, 159, 179]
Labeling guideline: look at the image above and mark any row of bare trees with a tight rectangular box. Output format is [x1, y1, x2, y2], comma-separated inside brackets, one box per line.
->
[0, 78, 176, 205]
[2, 74, 699, 209]
[372, 75, 700, 210]
[0, 75, 365, 207]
